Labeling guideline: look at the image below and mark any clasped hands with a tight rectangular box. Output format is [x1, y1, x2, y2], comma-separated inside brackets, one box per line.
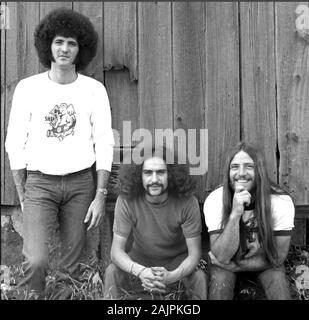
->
[138, 266, 174, 294]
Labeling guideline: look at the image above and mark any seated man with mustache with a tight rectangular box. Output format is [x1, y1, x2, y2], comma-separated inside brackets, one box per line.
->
[104, 144, 208, 300]
[203, 142, 295, 300]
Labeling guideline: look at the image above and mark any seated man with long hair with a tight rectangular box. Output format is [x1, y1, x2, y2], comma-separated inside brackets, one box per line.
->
[104, 144, 207, 299]
[204, 141, 295, 300]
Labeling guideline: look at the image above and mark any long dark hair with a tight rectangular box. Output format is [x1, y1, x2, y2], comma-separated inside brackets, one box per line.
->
[119, 144, 196, 199]
[221, 141, 288, 266]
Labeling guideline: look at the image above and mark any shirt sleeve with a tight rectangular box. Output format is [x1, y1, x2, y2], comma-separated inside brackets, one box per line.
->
[272, 194, 295, 231]
[181, 196, 202, 238]
[113, 195, 133, 238]
[5, 80, 31, 170]
[91, 82, 115, 172]
[203, 188, 224, 233]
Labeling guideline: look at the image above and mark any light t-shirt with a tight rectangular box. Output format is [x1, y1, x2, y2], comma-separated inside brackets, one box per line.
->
[204, 186, 295, 234]
[203, 186, 295, 257]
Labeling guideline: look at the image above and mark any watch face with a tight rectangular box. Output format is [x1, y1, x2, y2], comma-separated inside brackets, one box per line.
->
[97, 188, 108, 195]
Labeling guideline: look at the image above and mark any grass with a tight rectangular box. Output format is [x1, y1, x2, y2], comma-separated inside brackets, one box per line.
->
[285, 245, 309, 300]
[1, 244, 308, 300]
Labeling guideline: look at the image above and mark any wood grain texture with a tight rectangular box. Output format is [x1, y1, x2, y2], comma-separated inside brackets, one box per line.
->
[1, 6, 6, 203]
[292, 218, 307, 245]
[104, 2, 137, 81]
[240, 2, 277, 181]
[39, 1, 72, 16]
[295, 205, 309, 219]
[138, 2, 173, 133]
[276, 2, 309, 204]
[3, 2, 40, 205]
[205, 2, 240, 195]
[105, 70, 138, 147]
[172, 2, 206, 202]
[74, 2, 104, 83]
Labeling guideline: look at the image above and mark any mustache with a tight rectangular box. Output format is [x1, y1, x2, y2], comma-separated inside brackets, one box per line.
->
[147, 183, 163, 188]
[233, 176, 252, 180]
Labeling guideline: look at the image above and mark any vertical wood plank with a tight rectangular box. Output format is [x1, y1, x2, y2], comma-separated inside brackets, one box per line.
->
[3, 2, 40, 205]
[39, 1, 72, 19]
[205, 2, 240, 195]
[276, 2, 309, 204]
[240, 2, 277, 181]
[1, 2, 6, 203]
[104, 2, 138, 147]
[73, 2, 104, 83]
[138, 2, 173, 132]
[172, 2, 206, 202]
[105, 70, 138, 146]
[104, 2, 137, 81]
[292, 218, 306, 245]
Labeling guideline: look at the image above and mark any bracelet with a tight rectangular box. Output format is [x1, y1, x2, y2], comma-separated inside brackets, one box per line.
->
[96, 187, 108, 196]
[137, 267, 147, 278]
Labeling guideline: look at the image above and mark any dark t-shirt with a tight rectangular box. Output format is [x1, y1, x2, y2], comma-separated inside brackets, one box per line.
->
[113, 194, 202, 261]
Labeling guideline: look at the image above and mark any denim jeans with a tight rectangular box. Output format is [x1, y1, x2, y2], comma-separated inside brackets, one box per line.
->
[20, 168, 95, 297]
[208, 264, 291, 300]
[104, 249, 208, 300]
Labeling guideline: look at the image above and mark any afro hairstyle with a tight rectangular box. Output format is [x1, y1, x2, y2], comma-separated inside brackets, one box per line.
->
[34, 7, 98, 71]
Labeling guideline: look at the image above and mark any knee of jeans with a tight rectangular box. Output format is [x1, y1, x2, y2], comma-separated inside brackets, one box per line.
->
[190, 269, 208, 284]
[261, 268, 286, 283]
[210, 266, 234, 284]
[272, 270, 286, 282]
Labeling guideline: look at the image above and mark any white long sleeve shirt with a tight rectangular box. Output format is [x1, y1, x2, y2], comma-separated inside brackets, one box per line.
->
[5, 71, 115, 175]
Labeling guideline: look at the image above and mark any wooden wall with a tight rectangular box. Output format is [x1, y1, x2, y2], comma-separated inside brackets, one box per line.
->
[1, 2, 308, 214]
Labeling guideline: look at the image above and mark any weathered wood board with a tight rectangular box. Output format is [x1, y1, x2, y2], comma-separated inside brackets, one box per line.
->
[172, 2, 206, 202]
[240, 2, 277, 181]
[103, 2, 137, 81]
[74, 2, 104, 83]
[2, 2, 40, 204]
[276, 2, 309, 205]
[137, 2, 173, 133]
[204, 2, 240, 195]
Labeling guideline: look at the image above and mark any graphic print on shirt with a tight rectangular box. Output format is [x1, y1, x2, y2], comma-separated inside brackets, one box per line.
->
[45, 103, 76, 141]
[238, 210, 261, 259]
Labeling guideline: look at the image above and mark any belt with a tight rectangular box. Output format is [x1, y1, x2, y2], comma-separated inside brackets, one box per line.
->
[27, 167, 92, 177]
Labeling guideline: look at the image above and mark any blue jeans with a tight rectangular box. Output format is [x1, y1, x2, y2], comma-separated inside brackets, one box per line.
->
[104, 249, 208, 300]
[208, 264, 291, 300]
[20, 168, 95, 297]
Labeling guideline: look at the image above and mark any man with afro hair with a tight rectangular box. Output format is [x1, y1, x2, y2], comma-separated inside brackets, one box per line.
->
[5, 7, 114, 299]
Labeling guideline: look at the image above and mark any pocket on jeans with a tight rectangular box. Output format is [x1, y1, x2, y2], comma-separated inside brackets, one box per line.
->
[74, 170, 94, 185]
[24, 174, 53, 201]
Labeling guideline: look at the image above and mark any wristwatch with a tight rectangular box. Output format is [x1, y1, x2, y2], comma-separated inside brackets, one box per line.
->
[96, 187, 108, 196]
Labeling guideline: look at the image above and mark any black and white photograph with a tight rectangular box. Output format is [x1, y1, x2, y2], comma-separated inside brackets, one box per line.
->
[1, 1, 308, 306]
